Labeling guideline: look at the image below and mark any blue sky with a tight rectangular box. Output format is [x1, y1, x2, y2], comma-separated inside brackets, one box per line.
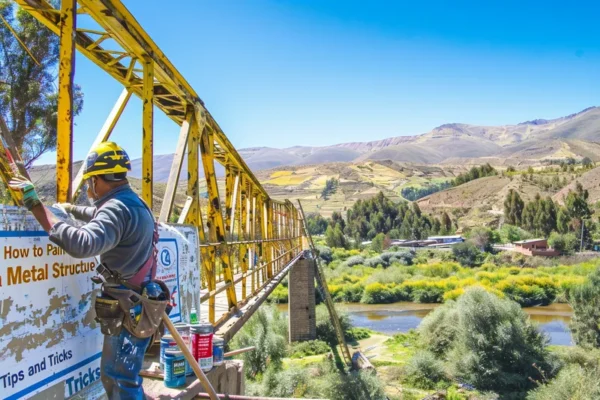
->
[37, 0, 599, 164]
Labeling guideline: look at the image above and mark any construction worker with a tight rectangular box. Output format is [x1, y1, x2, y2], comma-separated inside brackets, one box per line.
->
[9, 142, 163, 400]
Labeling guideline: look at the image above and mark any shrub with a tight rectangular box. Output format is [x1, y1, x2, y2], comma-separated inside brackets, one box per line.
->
[325, 369, 387, 400]
[381, 250, 415, 265]
[316, 245, 333, 263]
[268, 285, 288, 303]
[444, 288, 554, 395]
[345, 327, 372, 341]
[499, 224, 532, 243]
[403, 350, 447, 390]
[418, 301, 459, 356]
[569, 267, 600, 348]
[315, 304, 351, 345]
[289, 340, 331, 358]
[261, 364, 310, 397]
[230, 306, 288, 378]
[333, 283, 364, 302]
[361, 282, 409, 303]
[364, 255, 386, 268]
[371, 233, 386, 253]
[549, 232, 579, 255]
[452, 242, 484, 267]
[527, 365, 600, 400]
[411, 286, 445, 303]
[344, 255, 365, 267]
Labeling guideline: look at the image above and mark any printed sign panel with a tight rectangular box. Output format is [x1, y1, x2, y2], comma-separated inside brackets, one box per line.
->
[0, 206, 200, 400]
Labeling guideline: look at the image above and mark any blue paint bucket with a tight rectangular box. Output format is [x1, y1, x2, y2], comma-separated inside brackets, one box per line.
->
[174, 322, 193, 376]
[160, 334, 177, 370]
[164, 349, 186, 388]
[213, 336, 224, 366]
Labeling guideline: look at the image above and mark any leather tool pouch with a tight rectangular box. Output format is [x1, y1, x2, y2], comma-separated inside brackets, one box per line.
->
[102, 280, 170, 339]
[94, 294, 125, 336]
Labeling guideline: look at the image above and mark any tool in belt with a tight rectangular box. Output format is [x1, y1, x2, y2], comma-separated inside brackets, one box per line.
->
[92, 200, 171, 339]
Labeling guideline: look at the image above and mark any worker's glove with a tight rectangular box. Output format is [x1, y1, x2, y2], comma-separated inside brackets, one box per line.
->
[54, 202, 75, 213]
[8, 176, 41, 210]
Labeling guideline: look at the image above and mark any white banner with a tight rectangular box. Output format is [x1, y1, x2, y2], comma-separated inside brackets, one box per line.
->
[0, 206, 200, 400]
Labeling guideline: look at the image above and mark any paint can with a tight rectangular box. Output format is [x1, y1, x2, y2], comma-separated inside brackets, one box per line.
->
[174, 323, 193, 376]
[164, 349, 186, 388]
[191, 323, 214, 372]
[212, 336, 225, 366]
[160, 334, 178, 370]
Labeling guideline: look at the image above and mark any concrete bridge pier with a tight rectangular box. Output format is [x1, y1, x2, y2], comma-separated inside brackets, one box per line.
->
[288, 255, 317, 342]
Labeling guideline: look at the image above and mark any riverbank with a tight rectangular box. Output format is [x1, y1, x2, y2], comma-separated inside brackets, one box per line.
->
[279, 301, 574, 346]
[269, 252, 600, 307]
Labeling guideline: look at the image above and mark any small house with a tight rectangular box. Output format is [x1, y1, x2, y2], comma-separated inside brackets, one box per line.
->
[512, 239, 560, 257]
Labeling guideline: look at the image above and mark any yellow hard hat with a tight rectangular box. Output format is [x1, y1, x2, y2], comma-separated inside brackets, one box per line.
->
[82, 141, 131, 180]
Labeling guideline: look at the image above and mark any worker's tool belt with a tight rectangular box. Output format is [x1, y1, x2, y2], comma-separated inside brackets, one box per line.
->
[94, 280, 170, 338]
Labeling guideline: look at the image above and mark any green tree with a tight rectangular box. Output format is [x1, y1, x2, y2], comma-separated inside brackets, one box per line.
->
[557, 207, 571, 233]
[230, 306, 288, 378]
[548, 232, 578, 255]
[440, 211, 452, 234]
[371, 232, 385, 253]
[468, 226, 495, 251]
[421, 288, 554, 396]
[534, 197, 557, 236]
[565, 182, 591, 220]
[452, 242, 483, 267]
[325, 225, 347, 248]
[321, 178, 339, 199]
[582, 156, 593, 169]
[569, 268, 600, 349]
[0, 1, 84, 167]
[503, 189, 524, 225]
[306, 213, 329, 235]
[499, 224, 531, 243]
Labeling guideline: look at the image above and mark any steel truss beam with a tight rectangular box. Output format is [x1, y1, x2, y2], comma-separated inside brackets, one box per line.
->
[13, 0, 303, 331]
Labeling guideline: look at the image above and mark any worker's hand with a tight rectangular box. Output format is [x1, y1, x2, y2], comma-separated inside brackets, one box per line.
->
[54, 202, 75, 213]
[8, 175, 41, 210]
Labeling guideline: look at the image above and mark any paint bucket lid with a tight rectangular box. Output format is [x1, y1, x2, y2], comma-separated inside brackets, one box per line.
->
[213, 336, 224, 345]
[161, 334, 174, 341]
[191, 323, 213, 334]
[165, 349, 183, 357]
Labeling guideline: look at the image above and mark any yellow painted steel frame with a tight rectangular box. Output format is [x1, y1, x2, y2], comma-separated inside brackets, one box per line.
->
[14, 0, 304, 328]
[56, 0, 76, 203]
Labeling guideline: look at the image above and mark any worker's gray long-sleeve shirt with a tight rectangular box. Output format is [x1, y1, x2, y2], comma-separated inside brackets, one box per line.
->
[49, 184, 155, 279]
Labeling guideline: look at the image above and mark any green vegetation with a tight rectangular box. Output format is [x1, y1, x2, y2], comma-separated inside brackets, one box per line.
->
[0, 1, 84, 167]
[503, 182, 594, 249]
[401, 181, 452, 201]
[527, 364, 600, 400]
[452, 242, 484, 267]
[344, 192, 451, 242]
[451, 163, 497, 186]
[306, 213, 329, 235]
[569, 266, 600, 348]
[421, 288, 555, 396]
[271, 246, 596, 307]
[256, 265, 600, 399]
[321, 177, 339, 199]
[230, 304, 387, 399]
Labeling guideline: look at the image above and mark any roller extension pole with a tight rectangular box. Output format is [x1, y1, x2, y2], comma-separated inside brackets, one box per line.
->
[161, 313, 219, 400]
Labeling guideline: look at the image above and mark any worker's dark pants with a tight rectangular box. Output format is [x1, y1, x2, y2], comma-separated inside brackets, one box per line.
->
[100, 327, 151, 399]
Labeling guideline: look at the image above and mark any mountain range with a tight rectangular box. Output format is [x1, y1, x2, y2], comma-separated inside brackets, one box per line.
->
[129, 106, 600, 181]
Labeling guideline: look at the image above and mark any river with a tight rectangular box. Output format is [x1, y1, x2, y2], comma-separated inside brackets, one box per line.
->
[278, 302, 574, 346]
